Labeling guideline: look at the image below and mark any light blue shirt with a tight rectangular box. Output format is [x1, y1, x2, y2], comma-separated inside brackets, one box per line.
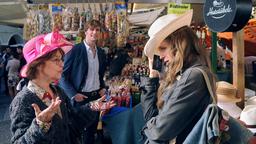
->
[82, 41, 100, 92]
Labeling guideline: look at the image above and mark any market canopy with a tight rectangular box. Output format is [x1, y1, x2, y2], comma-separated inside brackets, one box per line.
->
[0, 1, 27, 26]
[218, 19, 256, 56]
[128, 7, 165, 26]
[0, 0, 255, 26]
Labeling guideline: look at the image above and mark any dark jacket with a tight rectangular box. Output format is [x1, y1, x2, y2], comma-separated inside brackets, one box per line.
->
[59, 42, 107, 98]
[9, 85, 97, 144]
[109, 51, 131, 78]
[140, 63, 212, 144]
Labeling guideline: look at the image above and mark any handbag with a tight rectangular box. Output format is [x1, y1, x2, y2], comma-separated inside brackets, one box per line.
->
[183, 67, 253, 144]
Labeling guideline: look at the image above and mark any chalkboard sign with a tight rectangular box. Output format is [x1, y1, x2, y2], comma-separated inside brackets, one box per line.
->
[204, 0, 252, 32]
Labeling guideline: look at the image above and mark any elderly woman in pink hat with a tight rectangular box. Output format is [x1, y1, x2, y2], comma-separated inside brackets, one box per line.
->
[9, 32, 115, 144]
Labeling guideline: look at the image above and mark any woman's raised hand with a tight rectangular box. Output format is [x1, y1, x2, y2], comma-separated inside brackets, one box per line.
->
[32, 97, 61, 123]
[90, 95, 116, 111]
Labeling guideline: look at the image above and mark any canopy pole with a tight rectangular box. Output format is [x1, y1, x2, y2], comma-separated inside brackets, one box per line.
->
[211, 31, 217, 73]
[233, 30, 245, 109]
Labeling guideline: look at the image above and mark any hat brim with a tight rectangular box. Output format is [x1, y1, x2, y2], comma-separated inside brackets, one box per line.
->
[20, 45, 72, 78]
[20, 64, 28, 78]
[248, 128, 256, 134]
[217, 102, 242, 118]
[57, 40, 73, 54]
[217, 94, 242, 103]
[144, 10, 193, 59]
[144, 36, 161, 59]
[246, 96, 256, 106]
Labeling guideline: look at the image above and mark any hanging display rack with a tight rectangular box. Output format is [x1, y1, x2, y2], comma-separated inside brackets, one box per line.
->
[29, 0, 256, 5]
[30, 0, 204, 4]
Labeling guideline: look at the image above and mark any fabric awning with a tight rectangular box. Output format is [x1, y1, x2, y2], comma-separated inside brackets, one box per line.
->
[128, 7, 165, 26]
[0, 2, 27, 26]
[218, 19, 256, 56]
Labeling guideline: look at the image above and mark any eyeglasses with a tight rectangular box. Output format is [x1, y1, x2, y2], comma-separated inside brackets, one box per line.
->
[49, 57, 64, 65]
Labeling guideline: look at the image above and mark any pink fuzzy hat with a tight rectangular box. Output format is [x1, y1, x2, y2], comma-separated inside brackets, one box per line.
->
[21, 31, 73, 77]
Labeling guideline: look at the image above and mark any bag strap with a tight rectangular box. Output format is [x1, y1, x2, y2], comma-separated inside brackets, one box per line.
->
[195, 68, 224, 144]
[194, 67, 217, 104]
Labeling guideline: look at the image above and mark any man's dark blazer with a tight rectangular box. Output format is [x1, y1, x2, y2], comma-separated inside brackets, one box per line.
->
[59, 42, 107, 99]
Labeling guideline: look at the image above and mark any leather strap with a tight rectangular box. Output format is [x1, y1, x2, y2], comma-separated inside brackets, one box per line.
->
[195, 67, 217, 104]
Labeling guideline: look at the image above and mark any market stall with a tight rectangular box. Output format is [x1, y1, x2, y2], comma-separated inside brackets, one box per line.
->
[1, 0, 255, 143]
[218, 19, 256, 57]
[23, 2, 129, 49]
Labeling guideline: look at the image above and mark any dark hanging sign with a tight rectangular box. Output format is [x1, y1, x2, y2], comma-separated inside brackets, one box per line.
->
[203, 0, 252, 32]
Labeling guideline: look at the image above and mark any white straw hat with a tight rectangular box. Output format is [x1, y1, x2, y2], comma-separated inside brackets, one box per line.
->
[246, 96, 256, 106]
[216, 81, 241, 103]
[144, 10, 193, 59]
[240, 105, 256, 133]
[217, 102, 242, 119]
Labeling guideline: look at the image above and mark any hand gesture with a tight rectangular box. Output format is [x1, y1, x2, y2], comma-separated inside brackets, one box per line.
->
[90, 95, 116, 111]
[74, 93, 88, 102]
[99, 88, 106, 97]
[32, 97, 61, 123]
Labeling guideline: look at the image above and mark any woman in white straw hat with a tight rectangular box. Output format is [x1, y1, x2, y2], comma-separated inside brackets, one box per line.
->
[140, 10, 216, 144]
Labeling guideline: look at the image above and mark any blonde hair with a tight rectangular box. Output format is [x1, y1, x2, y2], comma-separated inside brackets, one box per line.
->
[157, 26, 213, 108]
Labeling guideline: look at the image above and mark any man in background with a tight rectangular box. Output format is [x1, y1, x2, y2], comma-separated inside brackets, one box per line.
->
[59, 19, 107, 144]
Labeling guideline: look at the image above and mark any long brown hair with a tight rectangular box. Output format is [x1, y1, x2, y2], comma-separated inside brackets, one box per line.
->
[156, 26, 213, 108]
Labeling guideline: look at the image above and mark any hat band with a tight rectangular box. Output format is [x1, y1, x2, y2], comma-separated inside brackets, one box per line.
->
[216, 88, 237, 97]
[245, 124, 256, 129]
